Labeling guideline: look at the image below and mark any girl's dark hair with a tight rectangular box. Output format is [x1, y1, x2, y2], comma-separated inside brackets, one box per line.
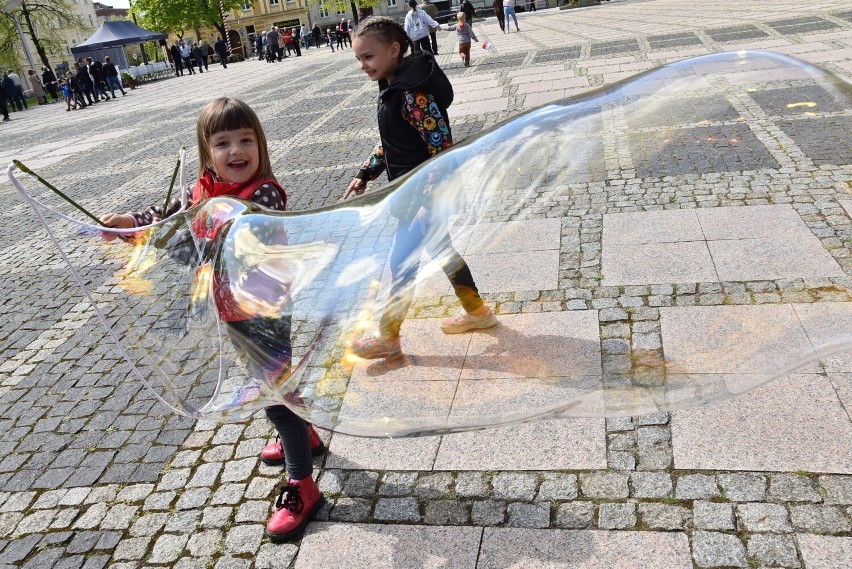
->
[196, 97, 273, 181]
[352, 16, 412, 60]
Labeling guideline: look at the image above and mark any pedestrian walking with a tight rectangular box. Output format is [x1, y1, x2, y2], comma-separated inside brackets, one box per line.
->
[180, 42, 196, 74]
[338, 18, 351, 48]
[446, 11, 479, 67]
[191, 43, 205, 73]
[6, 69, 28, 110]
[461, 0, 476, 27]
[42, 66, 60, 102]
[74, 62, 96, 105]
[199, 41, 210, 70]
[0, 85, 10, 121]
[493, 0, 505, 33]
[103, 56, 126, 97]
[99, 97, 326, 543]
[170, 43, 184, 76]
[215, 36, 230, 68]
[312, 24, 322, 48]
[27, 69, 47, 104]
[420, 0, 440, 54]
[504, 0, 520, 32]
[345, 16, 497, 359]
[404, 0, 442, 54]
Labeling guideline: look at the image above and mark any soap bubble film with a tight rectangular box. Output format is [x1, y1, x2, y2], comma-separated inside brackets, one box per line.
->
[8, 51, 852, 437]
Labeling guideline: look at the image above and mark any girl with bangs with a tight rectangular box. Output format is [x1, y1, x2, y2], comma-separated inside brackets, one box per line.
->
[344, 17, 497, 360]
[100, 97, 327, 542]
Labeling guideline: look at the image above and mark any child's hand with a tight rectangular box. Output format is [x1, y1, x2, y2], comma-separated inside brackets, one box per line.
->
[344, 178, 366, 200]
[100, 213, 136, 229]
[99, 213, 134, 241]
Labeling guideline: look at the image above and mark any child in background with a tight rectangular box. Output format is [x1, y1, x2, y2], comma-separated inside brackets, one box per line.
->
[60, 75, 73, 111]
[446, 11, 479, 67]
[343, 17, 497, 359]
[100, 98, 326, 542]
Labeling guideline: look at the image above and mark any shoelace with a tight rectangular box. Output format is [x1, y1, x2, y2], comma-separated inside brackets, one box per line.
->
[275, 483, 304, 514]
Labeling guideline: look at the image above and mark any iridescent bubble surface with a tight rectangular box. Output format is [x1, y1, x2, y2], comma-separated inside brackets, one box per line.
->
[8, 51, 852, 437]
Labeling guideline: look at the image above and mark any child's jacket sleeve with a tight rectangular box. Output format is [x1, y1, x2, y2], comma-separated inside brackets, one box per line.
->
[400, 90, 453, 156]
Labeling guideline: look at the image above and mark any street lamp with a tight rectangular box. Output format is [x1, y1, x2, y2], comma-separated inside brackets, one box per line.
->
[3, 0, 37, 70]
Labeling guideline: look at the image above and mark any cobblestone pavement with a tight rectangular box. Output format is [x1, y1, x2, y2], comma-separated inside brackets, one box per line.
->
[2, 0, 852, 567]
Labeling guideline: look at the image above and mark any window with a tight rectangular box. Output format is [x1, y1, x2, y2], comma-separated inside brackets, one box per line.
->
[319, 4, 329, 17]
[242, 0, 251, 10]
[387, 0, 396, 5]
[270, 0, 279, 5]
[336, 7, 346, 14]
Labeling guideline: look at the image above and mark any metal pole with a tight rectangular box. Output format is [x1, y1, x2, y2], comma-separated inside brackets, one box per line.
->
[12, 14, 35, 70]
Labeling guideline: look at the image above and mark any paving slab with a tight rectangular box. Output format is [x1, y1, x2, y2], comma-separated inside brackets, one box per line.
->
[709, 236, 844, 281]
[295, 523, 482, 568]
[434, 418, 606, 471]
[671, 373, 852, 473]
[602, 241, 718, 285]
[326, 433, 441, 471]
[477, 528, 692, 568]
[797, 534, 852, 569]
[660, 305, 816, 374]
[465, 250, 560, 293]
[460, 311, 602, 379]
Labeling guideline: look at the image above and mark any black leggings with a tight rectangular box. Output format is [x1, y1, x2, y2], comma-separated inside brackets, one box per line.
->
[381, 217, 483, 338]
[227, 317, 312, 481]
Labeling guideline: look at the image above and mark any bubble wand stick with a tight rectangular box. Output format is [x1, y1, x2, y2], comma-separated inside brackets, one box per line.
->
[161, 147, 185, 215]
[12, 160, 105, 227]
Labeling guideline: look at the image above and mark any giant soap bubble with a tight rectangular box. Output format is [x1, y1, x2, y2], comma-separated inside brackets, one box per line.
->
[8, 51, 852, 436]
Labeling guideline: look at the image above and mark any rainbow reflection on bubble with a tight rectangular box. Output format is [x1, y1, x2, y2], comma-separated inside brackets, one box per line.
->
[8, 50, 852, 437]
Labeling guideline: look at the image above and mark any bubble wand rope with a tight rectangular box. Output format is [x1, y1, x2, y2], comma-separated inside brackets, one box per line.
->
[12, 160, 106, 227]
[161, 147, 185, 215]
[6, 162, 197, 418]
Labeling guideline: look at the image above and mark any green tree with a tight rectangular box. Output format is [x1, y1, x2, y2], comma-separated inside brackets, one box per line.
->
[131, 0, 242, 41]
[309, 0, 383, 25]
[0, 0, 91, 70]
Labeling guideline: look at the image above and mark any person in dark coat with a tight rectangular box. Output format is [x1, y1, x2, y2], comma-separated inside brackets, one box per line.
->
[103, 56, 126, 97]
[42, 66, 59, 102]
[5, 70, 27, 110]
[87, 57, 111, 101]
[199, 41, 210, 70]
[0, 84, 10, 121]
[170, 43, 184, 76]
[74, 62, 95, 105]
[312, 24, 322, 48]
[461, 0, 476, 27]
[2, 72, 21, 111]
[214, 37, 229, 68]
[191, 43, 205, 73]
[493, 0, 505, 32]
[255, 34, 264, 60]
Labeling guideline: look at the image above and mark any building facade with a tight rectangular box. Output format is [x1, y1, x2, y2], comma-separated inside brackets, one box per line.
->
[7, 0, 98, 74]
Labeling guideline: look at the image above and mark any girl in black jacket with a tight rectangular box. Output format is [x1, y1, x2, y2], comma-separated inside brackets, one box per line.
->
[343, 16, 496, 359]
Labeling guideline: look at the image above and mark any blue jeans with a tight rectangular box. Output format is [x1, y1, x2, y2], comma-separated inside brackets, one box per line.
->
[107, 76, 125, 97]
[504, 6, 519, 30]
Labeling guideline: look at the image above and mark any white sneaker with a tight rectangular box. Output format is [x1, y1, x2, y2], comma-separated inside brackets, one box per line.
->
[350, 333, 402, 359]
[440, 307, 498, 334]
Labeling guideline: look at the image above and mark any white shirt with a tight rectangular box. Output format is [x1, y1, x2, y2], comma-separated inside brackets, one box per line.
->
[504, 0, 515, 6]
[404, 8, 439, 41]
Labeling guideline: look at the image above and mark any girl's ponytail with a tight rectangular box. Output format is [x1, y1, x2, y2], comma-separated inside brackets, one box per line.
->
[352, 16, 413, 61]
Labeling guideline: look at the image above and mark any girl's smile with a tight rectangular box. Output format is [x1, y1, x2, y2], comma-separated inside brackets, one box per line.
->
[353, 35, 401, 83]
[209, 128, 260, 184]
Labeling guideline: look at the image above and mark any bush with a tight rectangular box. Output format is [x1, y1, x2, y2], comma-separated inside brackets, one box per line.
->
[227, 53, 245, 63]
[560, 0, 600, 8]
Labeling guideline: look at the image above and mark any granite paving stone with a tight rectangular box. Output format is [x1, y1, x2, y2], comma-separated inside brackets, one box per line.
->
[3, 2, 852, 567]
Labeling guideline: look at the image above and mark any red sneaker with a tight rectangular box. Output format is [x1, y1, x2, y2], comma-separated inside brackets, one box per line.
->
[260, 424, 327, 466]
[265, 476, 325, 542]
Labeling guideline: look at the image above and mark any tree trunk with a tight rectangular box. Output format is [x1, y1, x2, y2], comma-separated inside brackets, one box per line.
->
[19, 4, 49, 69]
[350, 1, 359, 25]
